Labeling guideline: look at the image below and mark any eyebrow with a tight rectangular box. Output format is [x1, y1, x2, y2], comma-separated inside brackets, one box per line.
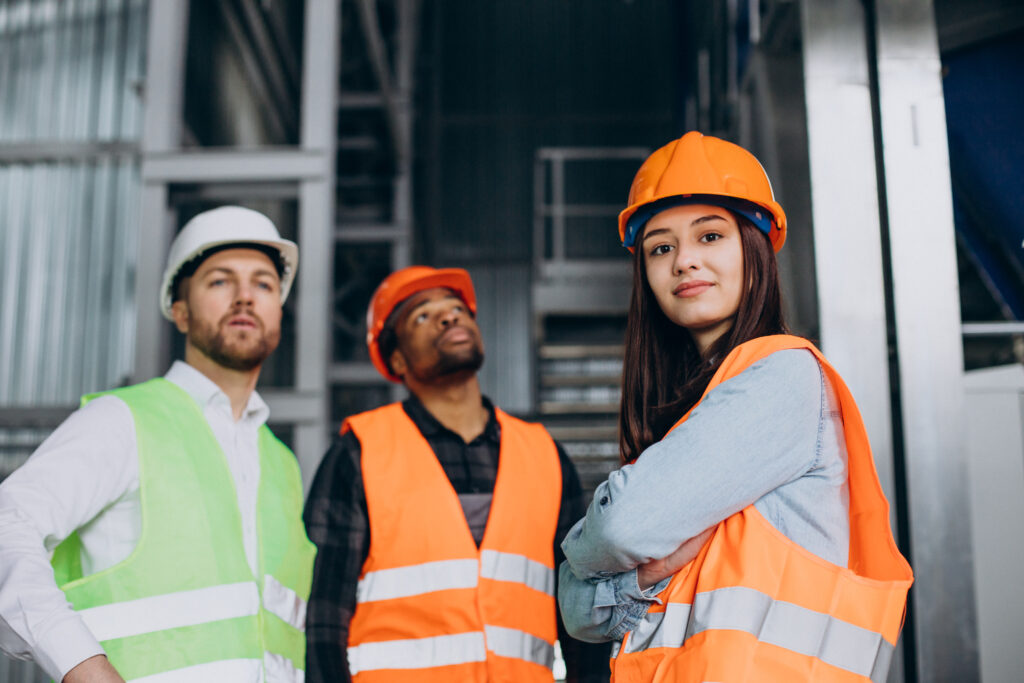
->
[202, 266, 278, 279]
[641, 214, 728, 243]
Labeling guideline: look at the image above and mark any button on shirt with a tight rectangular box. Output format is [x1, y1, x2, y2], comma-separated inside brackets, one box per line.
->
[0, 361, 268, 681]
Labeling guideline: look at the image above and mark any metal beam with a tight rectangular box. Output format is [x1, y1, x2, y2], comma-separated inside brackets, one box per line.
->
[142, 149, 329, 183]
[0, 407, 74, 429]
[872, 1, 979, 679]
[962, 322, 1024, 336]
[0, 141, 138, 163]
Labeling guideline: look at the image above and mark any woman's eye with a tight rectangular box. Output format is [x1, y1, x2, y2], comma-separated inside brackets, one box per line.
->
[649, 244, 673, 256]
[700, 232, 723, 243]
[415, 312, 429, 324]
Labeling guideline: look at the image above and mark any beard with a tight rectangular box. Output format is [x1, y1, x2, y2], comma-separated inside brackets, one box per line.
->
[434, 344, 484, 378]
[405, 340, 485, 384]
[188, 309, 279, 372]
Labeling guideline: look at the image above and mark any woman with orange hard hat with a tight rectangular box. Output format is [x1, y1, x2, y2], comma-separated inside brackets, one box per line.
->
[557, 131, 913, 682]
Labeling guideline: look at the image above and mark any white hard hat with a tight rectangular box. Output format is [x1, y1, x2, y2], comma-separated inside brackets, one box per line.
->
[159, 206, 299, 321]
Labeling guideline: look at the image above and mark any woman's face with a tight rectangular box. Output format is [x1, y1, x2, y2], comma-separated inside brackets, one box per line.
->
[641, 203, 744, 353]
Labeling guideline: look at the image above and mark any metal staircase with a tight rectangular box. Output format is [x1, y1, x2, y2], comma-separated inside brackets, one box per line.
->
[538, 338, 624, 497]
[330, 0, 421, 422]
[531, 148, 648, 498]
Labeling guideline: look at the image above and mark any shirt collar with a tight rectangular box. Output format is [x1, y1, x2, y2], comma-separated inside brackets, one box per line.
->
[402, 393, 500, 444]
[164, 360, 270, 426]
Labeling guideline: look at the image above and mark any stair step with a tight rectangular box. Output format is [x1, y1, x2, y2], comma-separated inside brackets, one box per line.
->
[539, 402, 618, 415]
[540, 373, 620, 387]
[539, 344, 624, 359]
[545, 425, 618, 441]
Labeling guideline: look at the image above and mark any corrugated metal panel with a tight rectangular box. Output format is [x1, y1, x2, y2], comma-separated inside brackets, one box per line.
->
[466, 263, 532, 414]
[0, 1, 148, 676]
[0, 0, 146, 406]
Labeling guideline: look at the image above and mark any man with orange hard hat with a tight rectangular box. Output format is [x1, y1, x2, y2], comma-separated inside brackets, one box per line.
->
[303, 266, 609, 682]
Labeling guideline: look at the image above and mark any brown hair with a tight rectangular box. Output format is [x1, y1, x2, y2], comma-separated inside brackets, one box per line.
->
[618, 215, 789, 464]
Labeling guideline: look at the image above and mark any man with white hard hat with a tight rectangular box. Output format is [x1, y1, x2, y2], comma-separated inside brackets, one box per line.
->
[0, 206, 315, 683]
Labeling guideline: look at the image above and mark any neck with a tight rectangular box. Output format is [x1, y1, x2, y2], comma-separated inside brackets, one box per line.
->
[183, 344, 261, 421]
[407, 374, 488, 443]
[690, 319, 734, 356]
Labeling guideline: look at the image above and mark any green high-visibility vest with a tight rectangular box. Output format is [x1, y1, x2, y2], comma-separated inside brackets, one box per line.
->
[51, 378, 316, 682]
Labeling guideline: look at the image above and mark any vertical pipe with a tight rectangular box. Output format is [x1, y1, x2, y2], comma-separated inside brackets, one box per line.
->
[43, 163, 73, 402]
[5, 166, 28, 402]
[0, 166, 15, 401]
[532, 155, 545, 272]
[870, 1, 978, 679]
[551, 155, 565, 262]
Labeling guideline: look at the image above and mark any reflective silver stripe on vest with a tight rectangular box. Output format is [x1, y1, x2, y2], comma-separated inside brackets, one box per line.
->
[479, 550, 555, 596]
[264, 651, 305, 683]
[622, 602, 692, 655]
[356, 558, 479, 603]
[347, 631, 487, 674]
[78, 581, 260, 642]
[484, 625, 555, 668]
[129, 658, 262, 682]
[620, 586, 895, 682]
[263, 575, 307, 630]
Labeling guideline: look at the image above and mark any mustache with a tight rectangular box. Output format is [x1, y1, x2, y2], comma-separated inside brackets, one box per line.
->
[219, 307, 264, 329]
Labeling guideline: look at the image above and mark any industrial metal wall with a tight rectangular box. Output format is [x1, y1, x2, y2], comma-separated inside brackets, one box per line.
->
[0, 2, 146, 677]
[0, 0, 147, 406]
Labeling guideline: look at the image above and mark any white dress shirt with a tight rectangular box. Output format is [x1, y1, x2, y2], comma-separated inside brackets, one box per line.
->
[0, 361, 268, 680]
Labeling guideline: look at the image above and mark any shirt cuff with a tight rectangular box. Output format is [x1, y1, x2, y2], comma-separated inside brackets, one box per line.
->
[590, 569, 670, 641]
[611, 569, 668, 605]
[32, 613, 105, 681]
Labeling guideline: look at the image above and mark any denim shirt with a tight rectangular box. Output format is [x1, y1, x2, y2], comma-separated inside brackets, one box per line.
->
[558, 349, 849, 643]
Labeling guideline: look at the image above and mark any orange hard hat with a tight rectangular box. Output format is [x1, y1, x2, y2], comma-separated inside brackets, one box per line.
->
[366, 266, 477, 382]
[618, 131, 787, 252]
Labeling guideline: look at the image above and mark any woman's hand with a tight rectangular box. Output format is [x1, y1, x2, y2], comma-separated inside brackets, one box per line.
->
[637, 527, 715, 590]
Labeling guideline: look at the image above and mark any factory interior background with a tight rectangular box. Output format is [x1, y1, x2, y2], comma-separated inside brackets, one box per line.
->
[1, 0, 1023, 680]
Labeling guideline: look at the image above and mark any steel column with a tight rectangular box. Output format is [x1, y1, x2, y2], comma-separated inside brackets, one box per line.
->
[799, 2, 901, 678]
[872, 1, 979, 679]
[293, 0, 340, 488]
[800, 1, 897, 511]
[134, 0, 189, 383]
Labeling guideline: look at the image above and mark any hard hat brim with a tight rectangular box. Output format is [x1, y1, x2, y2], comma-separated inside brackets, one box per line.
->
[619, 194, 787, 252]
[159, 237, 299, 321]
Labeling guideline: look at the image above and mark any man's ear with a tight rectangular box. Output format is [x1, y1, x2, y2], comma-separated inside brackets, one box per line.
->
[170, 299, 190, 334]
[388, 348, 407, 380]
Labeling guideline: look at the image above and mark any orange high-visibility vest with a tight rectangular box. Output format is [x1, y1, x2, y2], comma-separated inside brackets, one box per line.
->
[611, 335, 913, 683]
[343, 403, 562, 683]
